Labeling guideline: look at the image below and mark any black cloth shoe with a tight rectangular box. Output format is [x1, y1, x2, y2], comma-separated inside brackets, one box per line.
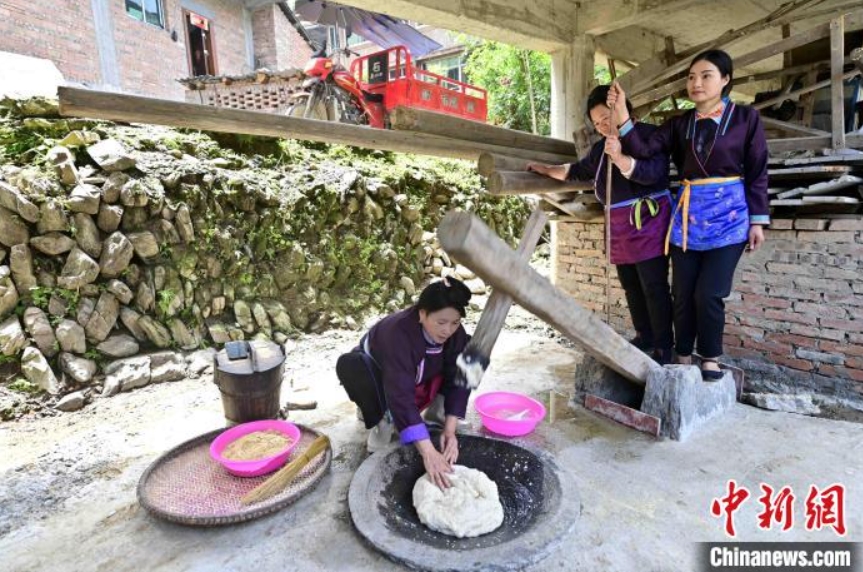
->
[653, 347, 674, 366]
[701, 358, 724, 382]
[629, 335, 654, 353]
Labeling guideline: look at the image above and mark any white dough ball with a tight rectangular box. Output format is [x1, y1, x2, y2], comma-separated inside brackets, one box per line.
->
[412, 465, 504, 538]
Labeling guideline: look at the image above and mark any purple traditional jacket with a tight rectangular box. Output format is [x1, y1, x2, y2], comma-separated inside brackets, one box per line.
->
[619, 101, 770, 225]
[566, 122, 672, 264]
[363, 306, 470, 445]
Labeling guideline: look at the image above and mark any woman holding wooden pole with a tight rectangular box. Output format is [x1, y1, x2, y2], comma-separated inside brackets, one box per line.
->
[607, 49, 769, 381]
[528, 85, 675, 365]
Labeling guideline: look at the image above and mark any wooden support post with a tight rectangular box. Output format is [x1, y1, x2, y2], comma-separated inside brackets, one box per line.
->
[438, 212, 658, 384]
[487, 171, 594, 195]
[831, 15, 846, 150]
[801, 70, 820, 127]
[456, 208, 548, 387]
[389, 106, 577, 158]
[58, 87, 579, 164]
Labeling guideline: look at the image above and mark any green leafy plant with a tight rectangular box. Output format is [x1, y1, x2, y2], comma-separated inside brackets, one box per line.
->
[157, 289, 176, 317]
[7, 378, 41, 394]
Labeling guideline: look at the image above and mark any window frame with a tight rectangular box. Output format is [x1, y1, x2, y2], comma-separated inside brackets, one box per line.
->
[125, 0, 166, 29]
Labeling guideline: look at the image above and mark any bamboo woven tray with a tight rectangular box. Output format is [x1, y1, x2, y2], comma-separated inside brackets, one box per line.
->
[137, 424, 331, 526]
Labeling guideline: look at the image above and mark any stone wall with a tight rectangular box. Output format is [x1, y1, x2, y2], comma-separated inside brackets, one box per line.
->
[552, 218, 863, 406]
[0, 97, 529, 418]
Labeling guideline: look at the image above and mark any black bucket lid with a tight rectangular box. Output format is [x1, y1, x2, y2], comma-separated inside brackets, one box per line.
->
[215, 340, 285, 375]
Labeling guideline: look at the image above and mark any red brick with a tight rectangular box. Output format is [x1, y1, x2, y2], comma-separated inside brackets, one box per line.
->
[726, 324, 765, 339]
[723, 334, 743, 348]
[820, 318, 863, 333]
[825, 268, 860, 280]
[742, 338, 793, 356]
[847, 357, 863, 370]
[794, 277, 853, 294]
[773, 355, 815, 372]
[736, 282, 767, 295]
[765, 309, 815, 325]
[793, 302, 847, 319]
[794, 219, 829, 231]
[818, 328, 849, 342]
[767, 286, 822, 302]
[726, 346, 764, 360]
[846, 369, 863, 382]
[805, 231, 856, 243]
[765, 332, 819, 349]
[820, 341, 863, 357]
[744, 294, 791, 309]
[817, 365, 842, 378]
[828, 219, 863, 231]
[770, 219, 794, 230]
[822, 294, 863, 308]
[766, 262, 818, 276]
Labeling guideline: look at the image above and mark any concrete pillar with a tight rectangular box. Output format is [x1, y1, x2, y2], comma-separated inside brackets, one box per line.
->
[550, 35, 596, 141]
[90, 0, 120, 89]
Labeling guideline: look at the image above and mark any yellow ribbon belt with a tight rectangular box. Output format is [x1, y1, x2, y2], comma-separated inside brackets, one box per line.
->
[665, 176, 742, 254]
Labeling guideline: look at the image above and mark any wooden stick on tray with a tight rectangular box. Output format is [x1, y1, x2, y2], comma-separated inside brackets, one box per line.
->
[241, 435, 330, 505]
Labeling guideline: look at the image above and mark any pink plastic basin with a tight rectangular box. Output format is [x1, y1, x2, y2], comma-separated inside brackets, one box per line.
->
[474, 391, 546, 437]
[209, 419, 302, 477]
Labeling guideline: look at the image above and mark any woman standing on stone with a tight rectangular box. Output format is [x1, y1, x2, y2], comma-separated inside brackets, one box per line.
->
[607, 49, 769, 380]
[336, 278, 471, 489]
[529, 84, 675, 365]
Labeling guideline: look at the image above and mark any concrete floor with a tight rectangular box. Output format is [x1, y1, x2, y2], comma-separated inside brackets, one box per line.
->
[1, 329, 861, 572]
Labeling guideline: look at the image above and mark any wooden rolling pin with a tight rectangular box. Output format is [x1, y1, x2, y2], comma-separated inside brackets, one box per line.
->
[241, 435, 330, 505]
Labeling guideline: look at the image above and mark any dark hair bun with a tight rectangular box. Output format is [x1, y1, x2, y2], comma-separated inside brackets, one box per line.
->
[417, 277, 472, 317]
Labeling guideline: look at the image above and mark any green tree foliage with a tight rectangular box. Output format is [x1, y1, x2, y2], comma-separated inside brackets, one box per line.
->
[462, 40, 552, 136]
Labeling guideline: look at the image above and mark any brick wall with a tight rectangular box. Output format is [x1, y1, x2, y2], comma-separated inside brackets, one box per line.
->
[1, 0, 255, 101]
[723, 217, 863, 385]
[0, 0, 101, 85]
[252, 5, 311, 70]
[551, 221, 633, 337]
[552, 217, 863, 399]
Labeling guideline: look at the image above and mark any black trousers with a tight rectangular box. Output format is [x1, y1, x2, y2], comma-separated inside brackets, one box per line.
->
[616, 255, 674, 351]
[670, 242, 747, 358]
[336, 351, 386, 430]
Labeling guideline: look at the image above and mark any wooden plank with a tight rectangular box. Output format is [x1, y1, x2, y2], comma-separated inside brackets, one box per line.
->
[487, 171, 594, 195]
[802, 196, 860, 204]
[753, 69, 862, 110]
[767, 165, 851, 178]
[801, 70, 819, 127]
[631, 10, 863, 108]
[389, 106, 576, 158]
[777, 175, 863, 198]
[761, 117, 829, 137]
[58, 87, 580, 164]
[831, 15, 846, 149]
[438, 212, 659, 384]
[771, 199, 806, 206]
[768, 134, 863, 153]
[777, 153, 863, 166]
[478, 153, 536, 177]
[584, 394, 661, 437]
